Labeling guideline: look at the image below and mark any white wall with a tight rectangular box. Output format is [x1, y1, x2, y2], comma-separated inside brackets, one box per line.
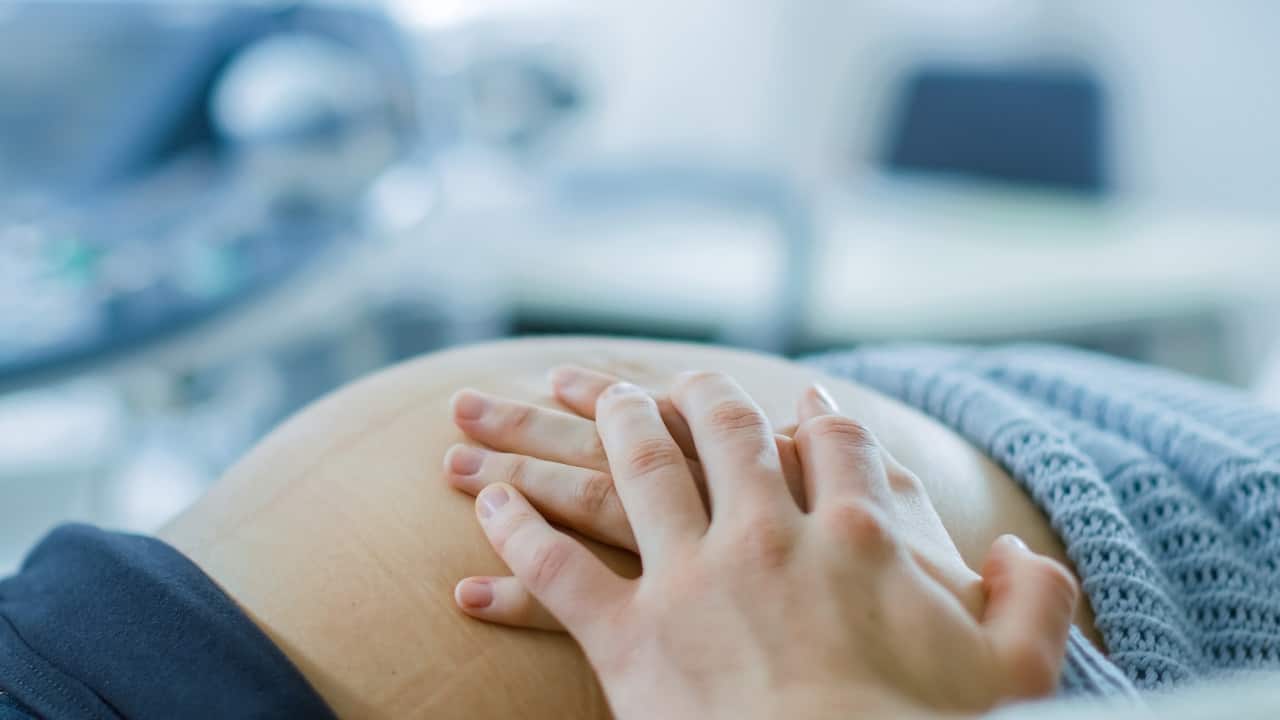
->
[551, 0, 1280, 210]
[1069, 0, 1280, 211]
[569, 0, 788, 164]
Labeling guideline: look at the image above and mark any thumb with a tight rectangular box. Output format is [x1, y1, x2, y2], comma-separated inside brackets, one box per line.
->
[472, 483, 629, 643]
[980, 535, 1079, 699]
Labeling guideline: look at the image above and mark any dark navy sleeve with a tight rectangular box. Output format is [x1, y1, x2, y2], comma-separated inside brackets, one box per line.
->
[0, 524, 337, 720]
[0, 691, 37, 719]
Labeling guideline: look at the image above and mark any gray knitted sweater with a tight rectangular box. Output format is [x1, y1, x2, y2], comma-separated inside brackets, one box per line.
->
[810, 345, 1280, 697]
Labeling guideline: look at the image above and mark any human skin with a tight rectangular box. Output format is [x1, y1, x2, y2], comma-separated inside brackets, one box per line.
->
[442, 367, 992, 629]
[456, 372, 1079, 719]
[157, 337, 1098, 719]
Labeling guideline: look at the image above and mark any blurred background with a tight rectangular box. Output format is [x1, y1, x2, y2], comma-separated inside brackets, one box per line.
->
[3, 0, 1280, 571]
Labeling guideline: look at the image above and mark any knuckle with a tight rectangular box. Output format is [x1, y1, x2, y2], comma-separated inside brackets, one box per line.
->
[824, 500, 895, 555]
[733, 515, 797, 569]
[490, 509, 537, 553]
[504, 455, 529, 487]
[600, 389, 655, 417]
[805, 415, 880, 452]
[708, 399, 769, 437]
[501, 453, 527, 481]
[524, 538, 575, 594]
[886, 466, 924, 495]
[625, 437, 685, 478]
[501, 403, 537, 434]
[574, 472, 618, 517]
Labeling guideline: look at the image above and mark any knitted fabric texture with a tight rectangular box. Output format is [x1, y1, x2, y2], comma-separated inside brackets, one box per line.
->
[808, 345, 1280, 692]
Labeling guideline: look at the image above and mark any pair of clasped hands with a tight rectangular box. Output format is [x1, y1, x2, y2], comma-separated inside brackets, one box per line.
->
[442, 367, 1079, 720]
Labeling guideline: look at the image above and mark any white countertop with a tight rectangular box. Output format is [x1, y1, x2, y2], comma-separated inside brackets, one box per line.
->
[462, 183, 1280, 343]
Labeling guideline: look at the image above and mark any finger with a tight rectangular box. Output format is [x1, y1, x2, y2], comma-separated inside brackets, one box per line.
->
[444, 444, 637, 551]
[819, 497, 901, 565]
[796, 382, 839, 424]
[451, 390, 609, 472]
[474, 483, 629, 638]
[550, 366, 697, 457]
[445, 438, 779, 548]
[550, 366, 802, 504]
[980, 535, 1079, 699]
[795, 382, 914, 490]
[454, 576, 564, 631]
[595, 382, 707, 559]
[793, 398, 891, 508]
[670, 371, 796, 520]
[797, 382, 911, 475]
[775, 435, 807, 510]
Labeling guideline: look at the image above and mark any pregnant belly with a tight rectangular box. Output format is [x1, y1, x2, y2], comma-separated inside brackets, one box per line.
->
[161, 337, 1099, 719]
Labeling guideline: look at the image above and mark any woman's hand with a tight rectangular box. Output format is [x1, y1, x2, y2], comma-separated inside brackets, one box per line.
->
[445, 367, 806, 549]
[448, 371, 1080, 719]
[445, 365, 984, 622]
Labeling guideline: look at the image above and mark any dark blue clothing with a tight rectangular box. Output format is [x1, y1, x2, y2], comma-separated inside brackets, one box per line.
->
[0, 525, 335, 719]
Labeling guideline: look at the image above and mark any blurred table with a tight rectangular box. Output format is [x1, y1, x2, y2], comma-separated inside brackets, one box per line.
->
[467, 182, 1280, 352]
[807, 187, 1280, 342]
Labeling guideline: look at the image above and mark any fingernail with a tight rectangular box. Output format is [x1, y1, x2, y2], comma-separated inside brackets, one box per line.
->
[604, 381, 640, 397]
[478, 485, 509, 519]
[456, 579, 494, 609]
[812, 383, 838, 412]
[452, 391, 488, 421]
[1000, 534, 1028, 551]
[446, 445, 484, 476]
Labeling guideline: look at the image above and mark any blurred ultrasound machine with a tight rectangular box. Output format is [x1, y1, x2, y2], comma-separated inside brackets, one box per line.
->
[0, 2, 487, 569]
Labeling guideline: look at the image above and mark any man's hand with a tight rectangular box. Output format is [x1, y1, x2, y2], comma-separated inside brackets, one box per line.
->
[446, 371, 1079, 719]
[445, 366, 984, 623]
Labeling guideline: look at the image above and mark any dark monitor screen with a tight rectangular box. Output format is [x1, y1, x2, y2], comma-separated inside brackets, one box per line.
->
[882, 66, 1108, 194]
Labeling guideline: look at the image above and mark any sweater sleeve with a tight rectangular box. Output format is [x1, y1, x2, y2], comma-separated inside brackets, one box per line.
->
[1058, 626, 1141, 700]
[0, 692, 37, 720]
